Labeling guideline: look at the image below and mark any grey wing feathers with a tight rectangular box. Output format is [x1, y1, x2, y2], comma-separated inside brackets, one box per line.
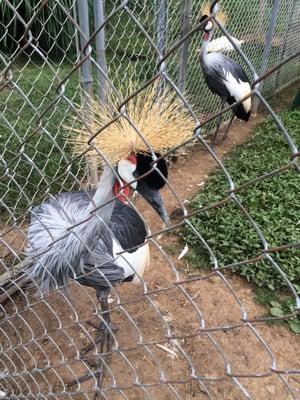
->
[27, 192, 109, 292]
[27, 190, 145, 292]
[202, 53, 249, 99]
[76, 262, 125, 289]
[57, 190, 147, 250]
[78, 229, 125, 288]
[221, 54, 249, 83]
[202, 58, 229, 98]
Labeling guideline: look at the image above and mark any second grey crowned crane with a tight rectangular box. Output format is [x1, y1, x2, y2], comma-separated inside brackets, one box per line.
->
[199, 2, 251, 144]
[27, 152, 168, 387]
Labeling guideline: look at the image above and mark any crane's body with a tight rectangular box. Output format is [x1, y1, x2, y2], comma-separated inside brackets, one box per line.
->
[26, 153, 168, 388]
[10, 75, 193, 390]
[199, 12, 251, 144]
[200, 51, 251, 121]
[27, 189, 149, 292]
[27, 154, 167, 292]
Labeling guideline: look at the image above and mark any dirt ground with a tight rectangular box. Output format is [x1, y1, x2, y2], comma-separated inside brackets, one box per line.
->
[0, 85, 299, 399]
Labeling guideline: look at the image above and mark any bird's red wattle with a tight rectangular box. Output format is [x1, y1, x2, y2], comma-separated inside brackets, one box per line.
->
[203, 32, 209, 41]
[126, 154, 137, 165]
[113, 181, 131, 203]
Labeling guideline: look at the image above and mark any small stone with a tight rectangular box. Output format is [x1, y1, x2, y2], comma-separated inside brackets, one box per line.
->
[267, 386, 275, 394]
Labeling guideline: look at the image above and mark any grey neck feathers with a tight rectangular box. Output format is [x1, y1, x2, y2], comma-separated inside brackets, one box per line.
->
[87, 166, 116, 224]
[200, 28, 215, 65]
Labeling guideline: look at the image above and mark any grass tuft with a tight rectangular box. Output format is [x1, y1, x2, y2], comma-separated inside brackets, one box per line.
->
[181, 110, 300, 332]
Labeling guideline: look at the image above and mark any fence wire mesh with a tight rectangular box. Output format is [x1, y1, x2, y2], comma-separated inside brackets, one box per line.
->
[0, 0, 299, 399]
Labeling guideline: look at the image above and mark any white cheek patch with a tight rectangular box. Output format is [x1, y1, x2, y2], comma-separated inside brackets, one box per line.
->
[117, 159, 137, 190]
[206, 21, 213, 31]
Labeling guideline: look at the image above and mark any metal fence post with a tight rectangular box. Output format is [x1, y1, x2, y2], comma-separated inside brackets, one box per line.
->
[156, 0, 168, 93]
[156, 0, 167, 58]
[252, 0, 281, 113]
[258, 0, 268, 33]
[178, 0, 192, 93]
[73, 2, 80, 81]
[77, 0, 98, 185]
[274, 0, 296, 90]
[77, 0, 93, 100]
[94, 0, 107, 103]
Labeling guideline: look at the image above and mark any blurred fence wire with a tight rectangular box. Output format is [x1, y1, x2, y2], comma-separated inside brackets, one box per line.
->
[0, 0, 300, 399]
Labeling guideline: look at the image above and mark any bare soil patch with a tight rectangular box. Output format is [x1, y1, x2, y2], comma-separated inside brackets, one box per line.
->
[0, 85, 299, 399]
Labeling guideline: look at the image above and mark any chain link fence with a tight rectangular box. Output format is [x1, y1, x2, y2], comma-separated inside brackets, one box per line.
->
[0, 0, 299, 399]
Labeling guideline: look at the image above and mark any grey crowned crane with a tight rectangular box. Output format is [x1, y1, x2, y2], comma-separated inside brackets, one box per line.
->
[27, 151, 168, 388]
[25, 84, 195, 390]
[199, 2, 251, 145]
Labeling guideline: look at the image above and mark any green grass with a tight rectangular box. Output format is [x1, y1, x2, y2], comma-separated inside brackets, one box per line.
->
[0, 60, 83, 219]
[0, 1, 77, 55]
[180, 111, 300, 333]
[254, 286, 300, 333]
[0, 52, 156, 221]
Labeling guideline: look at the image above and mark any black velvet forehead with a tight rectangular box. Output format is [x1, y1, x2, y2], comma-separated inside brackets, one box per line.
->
[199, 15, 209, 30]
[136, 153, 168, 190]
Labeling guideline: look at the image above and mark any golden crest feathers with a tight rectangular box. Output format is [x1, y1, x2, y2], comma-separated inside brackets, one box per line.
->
[201, 2, 211, 17]
[66, 83, 195, 166]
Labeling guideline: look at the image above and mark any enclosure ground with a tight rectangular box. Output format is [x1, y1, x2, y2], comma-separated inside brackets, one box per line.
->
[1, 84, 300, 399]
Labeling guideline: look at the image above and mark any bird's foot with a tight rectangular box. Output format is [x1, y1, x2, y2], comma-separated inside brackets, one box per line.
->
[65, 357, 100, 385]
[66, 357, 105, 399]
[170, 207, 185, 221]
[81, 320, 118, 356]
[86, 319, 118, 334]
[209, 137, 218, 148]
[66, 324, 115, 398]
[221, 130, 230, 142]
[210, 134, 228, 147]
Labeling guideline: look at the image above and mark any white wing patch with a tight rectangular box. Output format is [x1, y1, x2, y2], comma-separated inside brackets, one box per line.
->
[207, 36, 244, 53]
[222, 68, 251, 112]
[112, 239, 149, 283]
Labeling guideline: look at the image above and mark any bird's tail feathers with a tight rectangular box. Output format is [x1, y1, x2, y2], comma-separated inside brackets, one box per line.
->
[234, 104, 250, 121]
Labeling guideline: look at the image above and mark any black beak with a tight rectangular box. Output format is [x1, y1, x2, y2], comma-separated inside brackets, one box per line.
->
[136, 180, 170, 225]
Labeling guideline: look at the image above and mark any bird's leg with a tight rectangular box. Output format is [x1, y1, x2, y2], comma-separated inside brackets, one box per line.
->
[81, 292, 117, 356]
[211, 101, 225, 147]
[222, 112, 235, 142]
[66, 289, 115, 396]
